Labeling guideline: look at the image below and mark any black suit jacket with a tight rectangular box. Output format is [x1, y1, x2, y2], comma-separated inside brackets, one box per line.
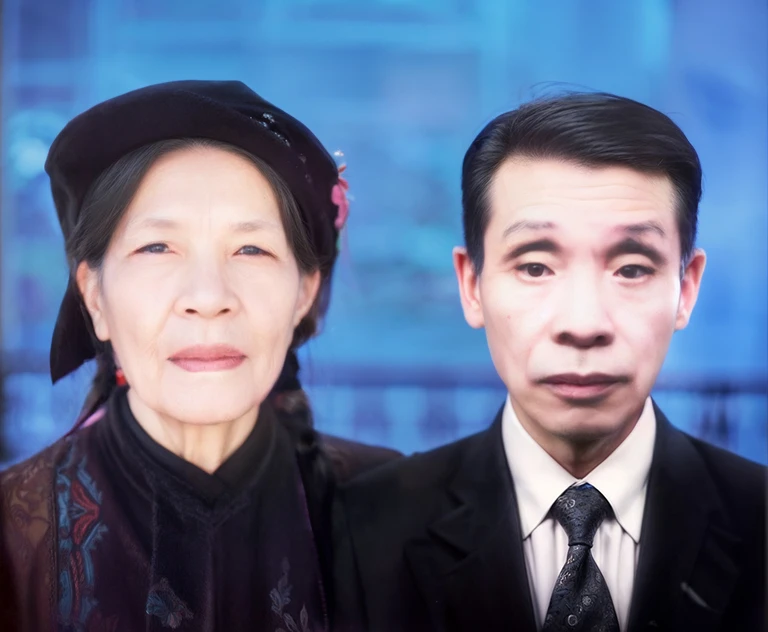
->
[336, 403, 766, 632]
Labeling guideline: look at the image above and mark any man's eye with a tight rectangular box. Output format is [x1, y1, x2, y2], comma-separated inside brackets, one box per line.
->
[617, 265, 654, 279]
[136, 243, 169, 254]
[517, 263, 551, 278]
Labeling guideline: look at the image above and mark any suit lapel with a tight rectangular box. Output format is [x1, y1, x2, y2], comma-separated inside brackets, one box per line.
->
[627, 403, 743, 632]
[404, 410, 538, 632]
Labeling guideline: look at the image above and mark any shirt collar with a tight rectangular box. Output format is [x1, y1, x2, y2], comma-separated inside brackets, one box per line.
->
[502, 396, 656, 543]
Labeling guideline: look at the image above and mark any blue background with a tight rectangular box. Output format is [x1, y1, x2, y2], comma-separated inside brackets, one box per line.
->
[1, 0, 766, 465]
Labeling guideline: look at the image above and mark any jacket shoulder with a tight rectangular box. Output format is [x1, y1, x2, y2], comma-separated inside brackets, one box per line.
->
[1, 439, 67, 510]
[340, 429, 486, 529]
[686, 435, 766, 519]
[1, 437, 74, 549]
[347, 429, 483, 492]
[319, 433, 403, 484]
[333, 429, 490, 631]
[1, 438, 73, 628]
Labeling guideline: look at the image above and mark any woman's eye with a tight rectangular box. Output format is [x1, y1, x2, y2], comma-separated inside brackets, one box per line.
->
[517, 263, 551, 278]
[237, 245, 267, 256]
[136, 243, 170, 254]
[617, 265, 654, 279]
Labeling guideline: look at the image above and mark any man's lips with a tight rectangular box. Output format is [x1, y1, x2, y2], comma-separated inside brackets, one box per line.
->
[541, 373, 627, 386]
[169, 345, 246, 373]
[539, 373, 628, 400]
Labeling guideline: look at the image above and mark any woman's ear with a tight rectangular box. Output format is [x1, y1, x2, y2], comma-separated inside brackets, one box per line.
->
[76, 262, 110, 341]
[294, 269, 322, 327]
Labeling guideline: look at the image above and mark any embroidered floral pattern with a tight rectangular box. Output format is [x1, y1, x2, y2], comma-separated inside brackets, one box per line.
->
[146, 577, 194, 629]
[271, 558, 313, 632]
[56, 446, 109, 629]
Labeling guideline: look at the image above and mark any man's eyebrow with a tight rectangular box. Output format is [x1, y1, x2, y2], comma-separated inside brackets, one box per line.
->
[502, 220, 556, 239]
[498, 219, 669, 263]
[504, 238, 562, 261]
[606, 237, 668, 266]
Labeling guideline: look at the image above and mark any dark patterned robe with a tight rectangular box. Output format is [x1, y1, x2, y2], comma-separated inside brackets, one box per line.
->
[0, 388, 398, 631]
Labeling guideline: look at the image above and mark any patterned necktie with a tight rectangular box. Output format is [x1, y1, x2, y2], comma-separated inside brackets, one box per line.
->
[541, 483, 620, 632]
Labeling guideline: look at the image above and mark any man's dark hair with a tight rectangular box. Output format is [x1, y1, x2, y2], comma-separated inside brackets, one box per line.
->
[461, 92, 702, 272]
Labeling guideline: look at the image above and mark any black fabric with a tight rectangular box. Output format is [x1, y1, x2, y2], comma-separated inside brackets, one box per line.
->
[91, 388, 329, 630]
[116, 386, 273, 503]
[336, 402, 766, 632]
[542, 484, 620, 632]
[46, 80, 344, 382]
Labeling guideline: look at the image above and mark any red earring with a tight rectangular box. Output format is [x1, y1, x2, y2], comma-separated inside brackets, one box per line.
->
[115, 368, 127, 387]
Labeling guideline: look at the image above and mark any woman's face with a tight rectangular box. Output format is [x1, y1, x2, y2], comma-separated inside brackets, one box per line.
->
[78, 146, 320, 426]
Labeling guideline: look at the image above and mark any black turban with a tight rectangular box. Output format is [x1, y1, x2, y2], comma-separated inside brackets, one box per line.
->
[46, 80, 345, 383]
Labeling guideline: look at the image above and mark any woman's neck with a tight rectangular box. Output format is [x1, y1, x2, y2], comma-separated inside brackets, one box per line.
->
[126, 389, 259, 473]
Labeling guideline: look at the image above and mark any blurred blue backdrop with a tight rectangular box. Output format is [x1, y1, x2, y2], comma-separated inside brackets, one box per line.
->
[1, 0, 766, 465]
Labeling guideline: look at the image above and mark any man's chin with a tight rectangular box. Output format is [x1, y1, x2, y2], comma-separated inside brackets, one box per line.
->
[522, 396, 625, 436]
[553, 424, 619, 446]
[543, 403, 643, 446]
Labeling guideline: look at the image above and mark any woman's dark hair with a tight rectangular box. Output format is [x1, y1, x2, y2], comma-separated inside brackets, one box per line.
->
[68, 138, 330, 463]
[462, 92, 702, 273]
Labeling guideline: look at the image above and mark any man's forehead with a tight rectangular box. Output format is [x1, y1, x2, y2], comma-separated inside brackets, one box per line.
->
[491, 157, 676, 206]
[488, 158, 678, 234]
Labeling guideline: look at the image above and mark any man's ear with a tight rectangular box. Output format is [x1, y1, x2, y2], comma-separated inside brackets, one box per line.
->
[675, 249, 706, 331]
[76, 262, 110, 341]
[453, 247, 485, 329]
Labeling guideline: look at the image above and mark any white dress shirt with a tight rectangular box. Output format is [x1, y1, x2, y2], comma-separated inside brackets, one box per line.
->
[502, 396, 656, 631]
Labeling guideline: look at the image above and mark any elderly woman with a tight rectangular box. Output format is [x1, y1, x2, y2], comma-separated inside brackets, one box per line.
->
[0, 81, 397, 631]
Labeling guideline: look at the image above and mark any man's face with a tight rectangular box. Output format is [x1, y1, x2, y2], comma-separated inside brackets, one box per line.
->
[455, 157, 705, 442]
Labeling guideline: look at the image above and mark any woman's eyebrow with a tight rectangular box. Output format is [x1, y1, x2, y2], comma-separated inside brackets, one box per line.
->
[231, 220, 280, 233]
[125, 218, 281, 233]
[127, 217, 178, 231]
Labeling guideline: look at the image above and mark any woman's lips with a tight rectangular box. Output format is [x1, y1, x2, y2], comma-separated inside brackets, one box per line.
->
[169, 345, 246, 373]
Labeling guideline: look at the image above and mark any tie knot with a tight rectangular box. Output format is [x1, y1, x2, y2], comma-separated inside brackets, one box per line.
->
[551, 484, 612, 547]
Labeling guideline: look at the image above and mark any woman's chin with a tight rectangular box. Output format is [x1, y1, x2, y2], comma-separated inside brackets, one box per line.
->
[164, 400, 257, 426]
[156, 379, 266, 426]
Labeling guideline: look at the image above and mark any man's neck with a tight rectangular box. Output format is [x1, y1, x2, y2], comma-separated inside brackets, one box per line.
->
[515, 405, 644, 479]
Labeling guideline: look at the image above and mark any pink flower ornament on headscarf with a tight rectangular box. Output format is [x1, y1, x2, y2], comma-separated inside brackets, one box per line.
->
[331, 164, 350, 231]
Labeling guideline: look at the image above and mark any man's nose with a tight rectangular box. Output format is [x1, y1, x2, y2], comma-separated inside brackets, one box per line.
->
[551, 275, 614, 349]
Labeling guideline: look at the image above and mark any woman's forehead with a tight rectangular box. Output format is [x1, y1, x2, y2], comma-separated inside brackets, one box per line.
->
[123, 146, 282, 228]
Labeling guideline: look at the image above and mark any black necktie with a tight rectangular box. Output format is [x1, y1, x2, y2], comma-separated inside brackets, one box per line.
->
[541, 483, 620, 632]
